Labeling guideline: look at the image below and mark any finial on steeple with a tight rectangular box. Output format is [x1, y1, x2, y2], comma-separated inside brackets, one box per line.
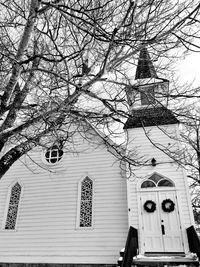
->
[135, 47, 158, 80]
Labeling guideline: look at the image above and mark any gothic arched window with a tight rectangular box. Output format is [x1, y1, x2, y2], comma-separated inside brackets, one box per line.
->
[141, 173, 174, 188]
[5, 182, 22, 230]
[80, 177, 93, 227]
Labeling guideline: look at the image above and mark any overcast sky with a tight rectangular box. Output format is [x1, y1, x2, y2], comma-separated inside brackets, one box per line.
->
[177, 52, 200, 87]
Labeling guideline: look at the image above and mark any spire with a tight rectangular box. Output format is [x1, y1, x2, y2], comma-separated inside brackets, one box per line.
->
[135, 47, 158, 80]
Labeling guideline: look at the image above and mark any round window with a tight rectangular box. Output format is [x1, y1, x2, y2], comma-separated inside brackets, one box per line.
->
[45, 145, 63, 163]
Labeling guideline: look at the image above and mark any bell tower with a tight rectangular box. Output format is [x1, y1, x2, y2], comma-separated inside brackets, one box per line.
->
[124, 48, 194, 256]
[125, 47, 172, 115]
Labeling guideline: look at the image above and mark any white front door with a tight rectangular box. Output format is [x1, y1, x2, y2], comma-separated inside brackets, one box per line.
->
[140, 190, 184, 253]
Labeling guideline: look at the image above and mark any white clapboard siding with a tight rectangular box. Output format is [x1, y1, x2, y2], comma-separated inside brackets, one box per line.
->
[0, 134, 128, 264]
[126, 124, 194, 237]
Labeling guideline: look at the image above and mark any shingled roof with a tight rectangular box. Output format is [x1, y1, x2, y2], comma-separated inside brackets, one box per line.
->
[135, 47, 158, 80]
[123, 106, 179, 129]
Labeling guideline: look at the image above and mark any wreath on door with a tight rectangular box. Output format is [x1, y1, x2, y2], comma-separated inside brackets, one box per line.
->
[143, 200, 156, 213]
[162, 199, 175, 212]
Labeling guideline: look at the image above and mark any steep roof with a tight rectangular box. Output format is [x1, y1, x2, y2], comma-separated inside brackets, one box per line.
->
[123, 106, 179, 129]
[135, 47, 158, 80]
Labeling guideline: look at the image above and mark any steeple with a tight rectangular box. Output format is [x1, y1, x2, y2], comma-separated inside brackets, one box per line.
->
[124, 47, 177, 129]
[125, 47, 170, 109]
[135, 47, 158, 80]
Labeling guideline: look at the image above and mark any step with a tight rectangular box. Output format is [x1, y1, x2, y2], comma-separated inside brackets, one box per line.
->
[132, 254, 199, 267]
[144, 252, 185, 257]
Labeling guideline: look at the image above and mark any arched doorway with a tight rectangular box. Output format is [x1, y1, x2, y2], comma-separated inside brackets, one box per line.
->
[139, 173, 184, 254]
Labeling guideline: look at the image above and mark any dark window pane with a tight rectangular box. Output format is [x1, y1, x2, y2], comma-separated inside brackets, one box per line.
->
[59, 150, 63, 157]
[51, 150, 58, 158]
[149, 173, 162, 184]
[45, 151, 50, 159]
[158, 179, 174, 187]
[141, 87, 155, 105]
[50, 158, 57, 163]
[141, 180, 156, 188]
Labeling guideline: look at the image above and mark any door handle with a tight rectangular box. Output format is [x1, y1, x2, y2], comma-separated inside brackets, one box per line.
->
[161, 224, 165, 235]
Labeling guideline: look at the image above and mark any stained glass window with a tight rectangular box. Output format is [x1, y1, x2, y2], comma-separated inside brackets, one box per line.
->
[80, 177, 93, 227]
[5, 182, 22, 230]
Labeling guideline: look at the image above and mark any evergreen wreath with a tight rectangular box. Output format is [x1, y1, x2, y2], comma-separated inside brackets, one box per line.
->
[162, 199, 175, 212]
[143, 200, 156, 213]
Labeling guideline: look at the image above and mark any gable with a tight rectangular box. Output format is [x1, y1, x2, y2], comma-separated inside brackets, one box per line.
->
[0, 124, 128, 264]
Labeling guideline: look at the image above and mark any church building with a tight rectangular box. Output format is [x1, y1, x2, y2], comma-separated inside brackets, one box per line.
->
[0, 48, 199, 267]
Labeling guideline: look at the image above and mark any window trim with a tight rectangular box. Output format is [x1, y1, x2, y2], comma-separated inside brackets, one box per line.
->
[76, 175, 94, 230]
[2, 181, 23, 231]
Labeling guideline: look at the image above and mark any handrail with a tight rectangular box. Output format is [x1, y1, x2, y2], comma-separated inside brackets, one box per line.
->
[186, 225, 200, 260]
[121, 226, 138, 267]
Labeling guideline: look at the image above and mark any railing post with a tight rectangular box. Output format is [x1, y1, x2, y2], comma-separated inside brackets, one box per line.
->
[121, 226, 138, 267]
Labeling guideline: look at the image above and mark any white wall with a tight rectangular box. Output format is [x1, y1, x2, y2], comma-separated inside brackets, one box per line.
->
[0, 134, 128, 264]
[125, 124, 194, 252]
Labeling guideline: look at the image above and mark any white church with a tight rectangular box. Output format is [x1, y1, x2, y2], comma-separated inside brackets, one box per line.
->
[0, 48, 199, 267]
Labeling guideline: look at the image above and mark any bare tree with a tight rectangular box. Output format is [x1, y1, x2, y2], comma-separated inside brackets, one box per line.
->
[176, 106, 200, 211]
[0, 0, 200, 179]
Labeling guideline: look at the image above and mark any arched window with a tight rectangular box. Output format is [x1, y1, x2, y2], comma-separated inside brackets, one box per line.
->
[141, 173, 174, 188]
[80, 177, 93, 227]
[5, 182, 22, 230]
